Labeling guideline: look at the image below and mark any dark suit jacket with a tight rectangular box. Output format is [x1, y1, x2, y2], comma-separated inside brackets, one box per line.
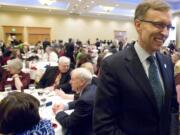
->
[65, 43, 74, 60]
[56, 84, 97, 135]
[42, 40, 50, 51]
[38, 66, 72, 93]
[93, 45, 178, 135]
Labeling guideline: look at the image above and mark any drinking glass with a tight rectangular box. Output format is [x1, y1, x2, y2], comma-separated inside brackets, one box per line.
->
[4, 84, 12, 91]
[28, 84, 35, 90]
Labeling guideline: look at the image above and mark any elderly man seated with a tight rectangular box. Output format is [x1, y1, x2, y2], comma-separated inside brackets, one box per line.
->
[38, 56, 72, 93]
[0, 58, 30, 91]
[55, 62, 98, 100]
[52, 67, 97, 135]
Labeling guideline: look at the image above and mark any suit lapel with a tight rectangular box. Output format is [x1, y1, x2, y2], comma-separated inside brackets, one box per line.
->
[125, 46, 159, 114]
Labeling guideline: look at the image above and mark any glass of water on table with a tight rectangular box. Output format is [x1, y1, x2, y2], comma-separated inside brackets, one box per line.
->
[4, 84, 12, 91]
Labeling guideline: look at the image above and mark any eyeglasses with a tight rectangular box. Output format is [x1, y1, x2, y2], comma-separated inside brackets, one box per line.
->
[139, 19, 175, 31]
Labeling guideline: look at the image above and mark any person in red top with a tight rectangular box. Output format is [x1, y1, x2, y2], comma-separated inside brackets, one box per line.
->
[0, 58, 30, 91]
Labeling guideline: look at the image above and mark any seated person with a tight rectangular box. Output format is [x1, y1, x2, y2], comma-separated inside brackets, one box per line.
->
[52, 68, 97, 135]
[38, 56, 72, 93]
[76, 52, 92, 68]
[81, 62, 98, 85]
[0, 92, 55, 135]
[1, 49, 12, 65]
[55, 62, 98, 100]
[0, 58, 30, 91]
[43, 46, 58, 62]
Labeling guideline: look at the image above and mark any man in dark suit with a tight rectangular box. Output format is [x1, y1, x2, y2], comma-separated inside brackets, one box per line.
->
[42, 38, 50, 51]
[93, 1, 179, 135]
[38, 56, 72, 93]
[65, 38, 75, 66]
[53, 68, 97, 135]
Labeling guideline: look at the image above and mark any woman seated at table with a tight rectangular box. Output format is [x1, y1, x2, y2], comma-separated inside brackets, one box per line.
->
[0, 58, 30, 91]
[0, 92, 55, 135]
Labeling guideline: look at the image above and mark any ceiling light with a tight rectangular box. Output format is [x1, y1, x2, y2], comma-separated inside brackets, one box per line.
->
[91, 1, 95, 4]
[39, 0, 56, 6]
[100, 6, 114, 12]
[86, 5, 89, 8]
[78, 0, 82, 2]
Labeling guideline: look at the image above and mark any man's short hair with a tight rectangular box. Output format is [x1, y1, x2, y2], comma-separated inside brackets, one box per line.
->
[134, 0, 170, 20]
[72, 68, 92, 84]
[0, 92, 40, 134]
[59, 56, 71, 65]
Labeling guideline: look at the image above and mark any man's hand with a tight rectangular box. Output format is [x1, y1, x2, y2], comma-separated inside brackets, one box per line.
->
[12, 74, 19, 78]
[52, 103, 65, 114]
[55, 89, 66, 98]
[45, 86, 54, 91]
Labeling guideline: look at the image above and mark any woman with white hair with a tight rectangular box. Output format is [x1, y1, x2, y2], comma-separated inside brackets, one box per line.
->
[0, 58, 30, 91]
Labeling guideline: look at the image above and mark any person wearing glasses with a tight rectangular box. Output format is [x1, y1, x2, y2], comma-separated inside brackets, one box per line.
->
[93, 1, 178, 135]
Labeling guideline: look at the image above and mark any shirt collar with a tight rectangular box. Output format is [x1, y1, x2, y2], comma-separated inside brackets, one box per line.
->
[134, 42, 152, 63]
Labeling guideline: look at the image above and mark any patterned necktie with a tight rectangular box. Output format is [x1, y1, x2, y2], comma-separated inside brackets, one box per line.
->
[147, 56, 164, 111]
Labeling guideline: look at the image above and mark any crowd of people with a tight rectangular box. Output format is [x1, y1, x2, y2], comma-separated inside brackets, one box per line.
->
[0, 0, 180, 135]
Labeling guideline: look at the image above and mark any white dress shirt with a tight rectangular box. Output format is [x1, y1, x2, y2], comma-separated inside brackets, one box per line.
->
[134, 42, 165, 92]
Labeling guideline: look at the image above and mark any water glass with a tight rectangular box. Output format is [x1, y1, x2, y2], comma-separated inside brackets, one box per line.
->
[4, 84, 12, 91]
[28, 84, 35, 90]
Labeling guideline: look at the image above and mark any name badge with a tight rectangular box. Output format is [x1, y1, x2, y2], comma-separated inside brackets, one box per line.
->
[7, 78, 13, 81]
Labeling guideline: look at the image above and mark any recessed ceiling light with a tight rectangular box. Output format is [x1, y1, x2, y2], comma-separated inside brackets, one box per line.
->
[86, 5, 89, 8]
[91, 1, 95, 4]
[39, 0, 56, 6]
[78, 0, 82, 2]
[100, 6, 114, 12]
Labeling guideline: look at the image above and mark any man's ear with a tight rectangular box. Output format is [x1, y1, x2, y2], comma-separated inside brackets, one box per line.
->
[134, 19, 142, 33]
[80, 80, 86, 87]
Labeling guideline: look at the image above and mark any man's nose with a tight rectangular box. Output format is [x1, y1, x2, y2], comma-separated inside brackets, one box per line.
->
[160, 27, 169, 38]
